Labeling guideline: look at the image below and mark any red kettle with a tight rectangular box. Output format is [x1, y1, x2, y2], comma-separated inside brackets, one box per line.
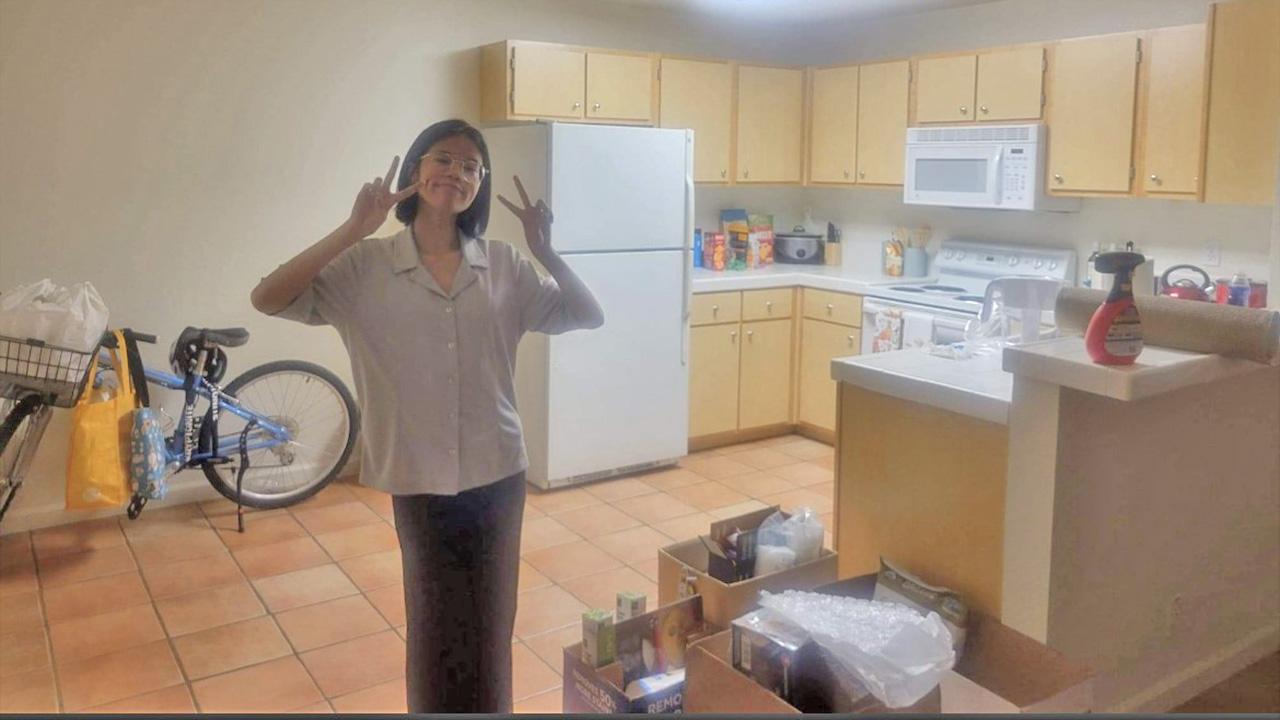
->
[1159, 264, 1213, 301]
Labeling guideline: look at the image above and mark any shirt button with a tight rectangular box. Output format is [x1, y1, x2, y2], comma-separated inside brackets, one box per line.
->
[447, 341, 456, 349]
[445, 306, 453, 314]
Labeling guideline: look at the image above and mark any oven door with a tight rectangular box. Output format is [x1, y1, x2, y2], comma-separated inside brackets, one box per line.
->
[862, 298, 976, 353]
[904, 144, 1003, 208]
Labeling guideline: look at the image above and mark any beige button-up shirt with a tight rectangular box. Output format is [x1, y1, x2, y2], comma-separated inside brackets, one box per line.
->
[275, 226, 593, 496]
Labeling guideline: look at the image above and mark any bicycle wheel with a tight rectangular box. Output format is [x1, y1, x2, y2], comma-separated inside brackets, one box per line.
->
[200, 360, 359, 509]
[0, 394, 46, 525]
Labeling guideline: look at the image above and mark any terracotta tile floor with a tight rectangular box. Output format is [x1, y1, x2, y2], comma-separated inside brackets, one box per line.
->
[1, 431, 1265, 714]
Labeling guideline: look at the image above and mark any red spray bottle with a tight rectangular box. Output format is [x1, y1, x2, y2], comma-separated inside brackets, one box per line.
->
[1085, 251, 1146, 365]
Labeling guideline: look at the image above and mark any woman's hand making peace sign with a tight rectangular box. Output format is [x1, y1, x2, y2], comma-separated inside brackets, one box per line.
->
[497, 175, 555, 261]
[349, 156, 420, 239]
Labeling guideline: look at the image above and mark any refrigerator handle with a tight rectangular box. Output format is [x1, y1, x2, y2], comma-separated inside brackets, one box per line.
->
[680, 132, 694, 367]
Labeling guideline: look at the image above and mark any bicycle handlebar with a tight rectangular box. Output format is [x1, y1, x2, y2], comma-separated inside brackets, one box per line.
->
[99, 330, 157, 348]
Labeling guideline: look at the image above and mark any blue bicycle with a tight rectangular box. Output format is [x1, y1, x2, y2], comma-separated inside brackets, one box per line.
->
[0, 326, 359, 525]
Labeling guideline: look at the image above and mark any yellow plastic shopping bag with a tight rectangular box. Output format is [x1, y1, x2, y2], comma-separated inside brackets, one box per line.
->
[65, 330, 136, 509]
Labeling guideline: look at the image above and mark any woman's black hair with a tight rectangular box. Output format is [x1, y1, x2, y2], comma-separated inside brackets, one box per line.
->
[395, 119, 491, 237]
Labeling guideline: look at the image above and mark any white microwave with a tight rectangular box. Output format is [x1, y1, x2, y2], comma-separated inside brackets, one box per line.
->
[903, 124, 1077, 211]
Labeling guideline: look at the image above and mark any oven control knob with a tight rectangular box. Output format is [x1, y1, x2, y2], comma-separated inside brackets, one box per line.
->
[1008, 256, 1020, 267]
[944, 249, 954, 259]
[1048, 261, 1059, 270]
[957, 251, 966, 260]
[1034, 259, 1044, 269]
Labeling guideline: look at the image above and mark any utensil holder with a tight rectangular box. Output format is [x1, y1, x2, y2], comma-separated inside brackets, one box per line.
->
[903, 247, 928, 277]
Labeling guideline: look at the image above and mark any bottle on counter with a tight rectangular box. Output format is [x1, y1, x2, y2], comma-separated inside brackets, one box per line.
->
[1227, 272, 1252, 307]
[1084, 251, 1146, 365]
[692, 228, 703, 268]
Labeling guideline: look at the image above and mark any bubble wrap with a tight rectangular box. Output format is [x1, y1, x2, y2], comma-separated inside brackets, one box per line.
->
[757, 589, 955, 708]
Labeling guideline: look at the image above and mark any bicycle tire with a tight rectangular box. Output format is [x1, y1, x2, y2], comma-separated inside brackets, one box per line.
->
[200, 360, 359, 509]
[0, 395, 44, 525]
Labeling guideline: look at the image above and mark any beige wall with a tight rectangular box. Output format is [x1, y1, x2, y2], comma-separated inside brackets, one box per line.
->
[0, 0, 795, 530]
[1048, 367, 1280, 710]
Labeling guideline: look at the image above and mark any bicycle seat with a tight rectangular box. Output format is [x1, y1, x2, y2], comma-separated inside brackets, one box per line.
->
[178, 326, 250, 348]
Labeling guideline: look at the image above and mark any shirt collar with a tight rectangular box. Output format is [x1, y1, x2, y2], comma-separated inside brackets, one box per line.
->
[391, 225, 489, 273]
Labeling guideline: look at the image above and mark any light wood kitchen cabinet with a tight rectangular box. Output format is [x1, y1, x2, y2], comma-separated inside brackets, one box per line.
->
[1140, 24, 1208, 197]
[689, 324, 741, 437]
[690, 292, 741, 326]
[802, 288, 863, 327]
[975, 46, 1045, 121]
[586, 52, 654, 122]
[799, 318, 861, 433]
[510, 44, 586, 119]
[741, 287, 794, 321]
[809, 65, 859, 184]
[915, 55, 977, 123]
[660, 58, 734, 183]
[739, 319, 794, 429]
[1204, 0, 1280, 206]
[1046, 33, 1141, 194]
[856, 60, 910, 185]
[736, 65, 805, 183]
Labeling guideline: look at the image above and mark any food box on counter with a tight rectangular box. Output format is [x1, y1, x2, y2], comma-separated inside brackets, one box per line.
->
[657, 506, 838, 628]
[563, 596, 716, 714]
[682, 574, 1095, 715]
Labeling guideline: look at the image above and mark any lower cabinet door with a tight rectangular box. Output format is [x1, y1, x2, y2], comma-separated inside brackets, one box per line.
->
[799, 319, 861, 432]
[738, 319, 793, 429]
[689, 323, 741, 437]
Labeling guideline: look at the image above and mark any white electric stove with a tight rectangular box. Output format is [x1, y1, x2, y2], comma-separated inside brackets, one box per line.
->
[860, 240, 1076, 352]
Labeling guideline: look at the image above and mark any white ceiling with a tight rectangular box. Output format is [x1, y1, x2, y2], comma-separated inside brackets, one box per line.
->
[595, 0, 1003, 24]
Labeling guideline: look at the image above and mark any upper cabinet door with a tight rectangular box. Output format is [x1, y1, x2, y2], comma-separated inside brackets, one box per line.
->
[856, 60, 910, 185]
[976, 46, 1045, 121]
[1204, 0, 1280, 206]
[809, 65, 859, 184]
[915, 55, 977, 123]
[512, 45, 585, 119]
[660, 58, 733, 183]
[586, 52, 654, 122]
[1142, 24, 1207, 196]
[1047, 34, 1140, 193]
[736, 65, 805, 184]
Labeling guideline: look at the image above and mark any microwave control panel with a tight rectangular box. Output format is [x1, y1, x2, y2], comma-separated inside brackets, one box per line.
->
[999, 145, 1035, 209]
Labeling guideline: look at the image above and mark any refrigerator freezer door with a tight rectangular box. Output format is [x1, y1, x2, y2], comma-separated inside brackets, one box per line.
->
[550, 124, 690, 253]
[544, 249, 688, 482]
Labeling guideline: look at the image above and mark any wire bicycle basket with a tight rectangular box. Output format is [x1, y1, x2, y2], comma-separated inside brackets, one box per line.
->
[0, 334, 97, 409]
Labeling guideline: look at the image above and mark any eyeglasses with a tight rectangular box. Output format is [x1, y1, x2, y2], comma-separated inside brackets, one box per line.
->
[421, 151, 487, 183]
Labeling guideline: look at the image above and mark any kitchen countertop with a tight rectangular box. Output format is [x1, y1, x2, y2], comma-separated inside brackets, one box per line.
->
[691, 265, 916, 293]
[830, 346, 1013, 425]
[1001, 336, 1275, 401]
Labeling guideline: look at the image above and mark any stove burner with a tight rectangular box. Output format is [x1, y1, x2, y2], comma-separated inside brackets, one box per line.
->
[954, 295, 985, 304]
[889, 286, 926, 293]
[921, 284, 967, 293]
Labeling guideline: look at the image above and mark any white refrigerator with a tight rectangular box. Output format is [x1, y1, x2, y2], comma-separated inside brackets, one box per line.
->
[483, 123, 693, 490]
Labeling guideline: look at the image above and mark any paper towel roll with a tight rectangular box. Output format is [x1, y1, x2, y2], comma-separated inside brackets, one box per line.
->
[1056, 288, 1280, 365]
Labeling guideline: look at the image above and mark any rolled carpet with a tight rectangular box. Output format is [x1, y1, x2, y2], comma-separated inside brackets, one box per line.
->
[1055, 287, 1280, 365]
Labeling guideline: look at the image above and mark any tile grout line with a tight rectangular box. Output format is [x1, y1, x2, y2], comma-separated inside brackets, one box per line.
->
[24, 529, 63, 713]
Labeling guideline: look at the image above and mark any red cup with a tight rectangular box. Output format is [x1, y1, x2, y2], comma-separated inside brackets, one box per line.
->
[1249, 281, 1267, 309]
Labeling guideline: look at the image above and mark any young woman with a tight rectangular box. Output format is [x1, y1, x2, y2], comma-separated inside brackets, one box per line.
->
[251, 119, 603, 713]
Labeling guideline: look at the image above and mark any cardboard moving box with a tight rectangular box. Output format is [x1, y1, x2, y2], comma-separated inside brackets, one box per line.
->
[657, 506, 838, 627]
[683, 575, 1095, 714]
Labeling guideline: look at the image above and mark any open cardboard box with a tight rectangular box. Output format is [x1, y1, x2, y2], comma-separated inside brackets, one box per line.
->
[657, 506, 838, 628]
[683, 574, 1095, 714]
[562, 596, 719, 714]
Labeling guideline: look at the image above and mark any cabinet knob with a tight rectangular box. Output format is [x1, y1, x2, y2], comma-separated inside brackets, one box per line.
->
[847, 335, 855, 346]
[960, 105, 968, 114]
[711, 305, 719, 315]
[746, 330, 754, 340]
[980, 105, 989, 114]
[730, 330, 738, 341]
[593, 102, 601, 111]
[743, 169, 750, 179]
[573, 101, 581, 109]
[720, 169, 727, 178]
[1149, 174, 1161, 185]
[765, 301, 773, 311]
[826, 303, 834, 313]
[1053, 173, 1064, 184]
[843, 170, 850, 179]
[858, 170, 866, 179]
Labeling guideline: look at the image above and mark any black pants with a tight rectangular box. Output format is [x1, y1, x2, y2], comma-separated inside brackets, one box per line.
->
[392, 472, 527, 713]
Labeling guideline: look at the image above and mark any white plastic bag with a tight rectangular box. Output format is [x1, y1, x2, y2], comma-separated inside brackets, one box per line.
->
[0, 279, 108, 352]
[757, 589, 955, 708]
[755, 507, 825, 575]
